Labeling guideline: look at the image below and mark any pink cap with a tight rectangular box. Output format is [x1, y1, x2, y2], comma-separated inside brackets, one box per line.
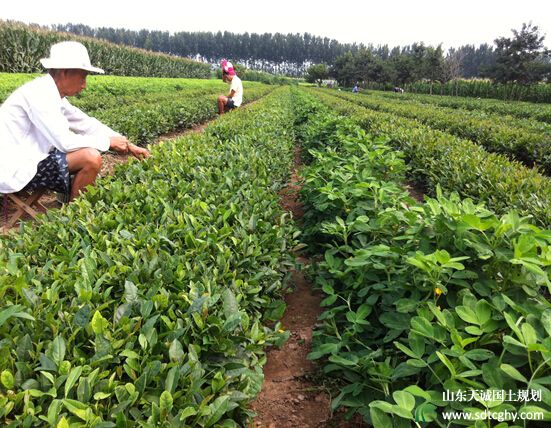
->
[221, 58, 236, 75]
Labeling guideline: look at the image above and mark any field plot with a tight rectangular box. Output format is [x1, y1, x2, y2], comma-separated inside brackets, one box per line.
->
[2, 75, 551, 427]
[366, 90, 551, 124]
[310, 88, 551, 228]
[293, 88, 551, 427]
[0, 73, 273, 146]
[329, 89, 551, 174]
[0, 87, 298, 426]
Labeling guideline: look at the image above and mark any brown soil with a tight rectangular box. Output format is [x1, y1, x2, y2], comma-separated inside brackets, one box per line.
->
[249, 256, 331, 428]
[249, 148, 366, 428]
[404, 181, 425, 202]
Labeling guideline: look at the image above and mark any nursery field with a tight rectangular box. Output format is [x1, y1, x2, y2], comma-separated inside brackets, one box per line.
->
[1, 76, 551, 428]
[298, 88, 551, 427]
[0, 73, 273, 145]
[0, 85, 294, 427]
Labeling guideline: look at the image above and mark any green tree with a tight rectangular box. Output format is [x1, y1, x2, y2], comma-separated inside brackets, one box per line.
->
[305, 63, 328, 86]
[489, 22, 550, 84]
[331, 52, 356, 87]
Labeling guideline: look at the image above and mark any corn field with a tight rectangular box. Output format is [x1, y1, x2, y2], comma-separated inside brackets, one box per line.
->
[0, 21, 211, 78]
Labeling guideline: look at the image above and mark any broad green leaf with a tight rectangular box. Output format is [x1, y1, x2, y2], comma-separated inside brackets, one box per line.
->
[179, 406, 197, 421]
[56, 417, 69, 428]
[409, 334, 425, 358]
[503, 312, 524, 342]
[63, 399, 90, 421]
[64, 366, 83, 398]
[0, 305, 35, 328]
[124, 280, 139, 305]
[436, 351, 456, 377]
[1, 370, 14, 389]
[356, 303, 372, 319]
[521, 323, 538, 346]
[395, 298, 418, 313]
[90, 311, 108, 335]
[465, 326, 483, 336]
[120, 349, 140, 359]
[403, 385, 432, 401]
[138, 333, 147, 350]
[47, 399, 63, 426]
[410, 316, 434, 338]
[328, 354, 359, 367]
[51, 336, 66, 366]
[165, 366, 180, 394]
[222, 288, 239, 319]
[223, 313, 242, 331]
[456, 306, 479, 325]
[393, 391, 415, 411]
[394, 341, 419, 359]
[308, 342, 339, 360]
[205, 395, 230, 426]
[542, 310, 551, 338]
[482, 363, 505, 389]
[369, 400, 395, 414]
[41, 370, 55, 385]
[464, 349, 494, 361]
[169, 339, 185, 363]
[159, 391, 173, 420]
[370, 407, 392, 428]
[510, 259, 546, 276]
[500, 364, 528, 383]
[427, 302, 447, 327]
[380, 312, 410, 330]
[414, 402, 437, 423]
[407, 359, 427, 368]
[475, 300, 492, 325]
[93, 392, 112, 400]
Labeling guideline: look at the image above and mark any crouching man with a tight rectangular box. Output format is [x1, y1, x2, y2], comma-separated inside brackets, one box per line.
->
[0, 41, 150, 201]
[217, 59, 243, 115]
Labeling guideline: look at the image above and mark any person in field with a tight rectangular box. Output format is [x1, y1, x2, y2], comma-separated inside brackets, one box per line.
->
[217, 59, 243, 115]
[0, 41, 150, 202]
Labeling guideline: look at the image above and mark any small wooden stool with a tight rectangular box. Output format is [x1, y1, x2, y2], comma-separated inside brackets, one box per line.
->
[1, 190, 47, 234]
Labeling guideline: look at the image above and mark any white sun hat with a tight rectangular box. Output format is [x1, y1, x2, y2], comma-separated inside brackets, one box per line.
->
[40, 41, 104, 74]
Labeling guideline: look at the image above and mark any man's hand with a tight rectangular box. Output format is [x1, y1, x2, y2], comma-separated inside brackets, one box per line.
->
[128, 143, 150, 159]
[109, 136, 130, 153]
[109, 136, 150, 159]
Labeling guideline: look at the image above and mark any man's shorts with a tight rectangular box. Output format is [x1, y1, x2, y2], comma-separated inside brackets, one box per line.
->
[225, 98, 237, 111]
[24, 149, 70, 198]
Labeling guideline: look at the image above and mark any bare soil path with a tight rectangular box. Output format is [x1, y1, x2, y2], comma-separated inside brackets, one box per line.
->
[250, 148, 366, 428]
[250, 150, 328, 427]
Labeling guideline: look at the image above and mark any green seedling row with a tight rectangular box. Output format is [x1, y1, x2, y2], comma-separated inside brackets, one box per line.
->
[365, 89, 551, 125]
[309, 89, 551, 228]
[0, 87, 298, 427]
[293, 88, 551, 426]
[0, 73, 273, 146]
[329, 89, 551, 174]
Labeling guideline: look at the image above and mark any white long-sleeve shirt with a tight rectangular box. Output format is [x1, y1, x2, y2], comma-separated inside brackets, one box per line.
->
[0, 74, 119, 193]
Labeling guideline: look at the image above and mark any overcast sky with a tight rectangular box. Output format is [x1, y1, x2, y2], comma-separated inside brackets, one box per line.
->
[2, 0, 550, 50]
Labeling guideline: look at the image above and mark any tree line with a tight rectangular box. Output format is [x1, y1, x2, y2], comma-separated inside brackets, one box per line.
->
[53, 23, 363, 76]
[308, 23, 551, 87]
[52, 22, 550, 86]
